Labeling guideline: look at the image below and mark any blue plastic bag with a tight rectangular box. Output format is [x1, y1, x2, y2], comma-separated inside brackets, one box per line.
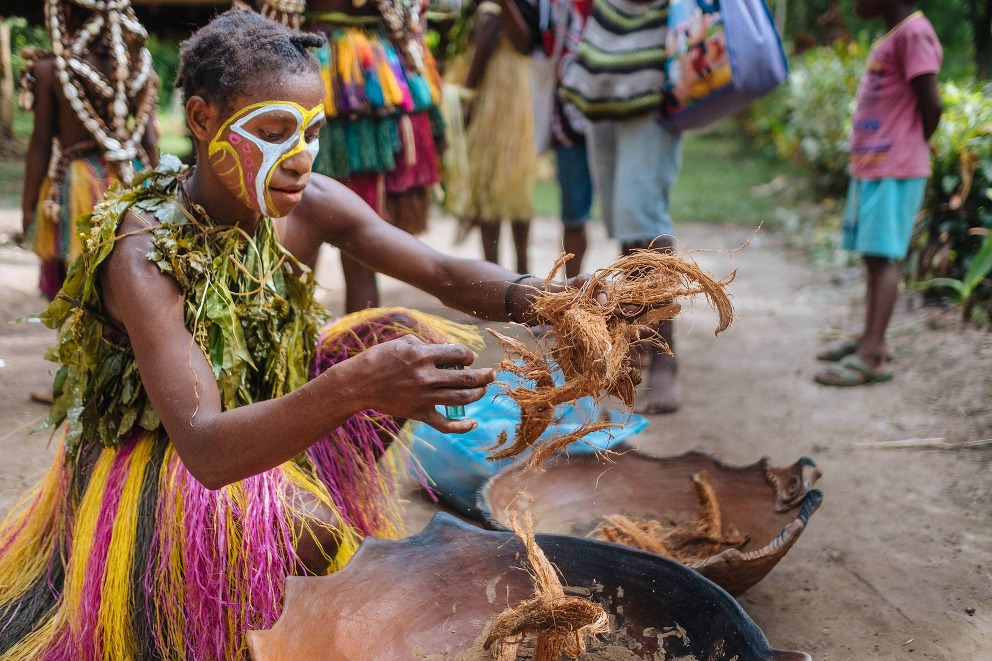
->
[409, 371, 648, 518]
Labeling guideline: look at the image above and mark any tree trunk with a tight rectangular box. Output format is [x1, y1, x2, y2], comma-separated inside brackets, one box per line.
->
[0, 18, 14, 140]
[973, 0, 992, 80]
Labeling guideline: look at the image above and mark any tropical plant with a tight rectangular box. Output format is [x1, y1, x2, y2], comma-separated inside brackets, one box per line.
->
[914, 229, 992, 320]
[911, 83, 992, 320]
[746, 39, 866, 196]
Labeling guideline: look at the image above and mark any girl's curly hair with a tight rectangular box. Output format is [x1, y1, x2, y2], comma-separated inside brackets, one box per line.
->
[175, 9, 326, 114]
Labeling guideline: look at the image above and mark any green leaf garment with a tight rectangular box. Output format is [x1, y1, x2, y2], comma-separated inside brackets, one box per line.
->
[0, 156, 483, 660]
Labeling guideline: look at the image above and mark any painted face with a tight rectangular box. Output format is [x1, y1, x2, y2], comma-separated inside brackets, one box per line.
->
[208, 100, 325, 217]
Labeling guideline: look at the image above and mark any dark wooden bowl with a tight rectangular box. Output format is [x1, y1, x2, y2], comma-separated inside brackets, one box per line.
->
[477, 450, 823, 596]
[247, 513, 810, 660]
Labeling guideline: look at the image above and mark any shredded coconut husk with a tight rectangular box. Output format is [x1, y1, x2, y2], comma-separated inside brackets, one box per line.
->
[484, 513, 611, 661]
[488, 251, 734, 466]
[592, 472, 749, 564]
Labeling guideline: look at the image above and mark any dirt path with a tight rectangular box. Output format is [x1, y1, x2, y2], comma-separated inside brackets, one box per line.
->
[1, 209, 990, 660]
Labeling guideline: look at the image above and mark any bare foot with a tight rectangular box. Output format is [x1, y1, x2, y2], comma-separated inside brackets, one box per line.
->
[635, 356, 679, 415]
[29, 391, 53, 405]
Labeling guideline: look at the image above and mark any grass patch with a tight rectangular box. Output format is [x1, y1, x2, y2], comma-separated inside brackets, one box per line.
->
[0, 160, 25, 209]
[531, 122, 801, 227]
[670, 124, 799, 226]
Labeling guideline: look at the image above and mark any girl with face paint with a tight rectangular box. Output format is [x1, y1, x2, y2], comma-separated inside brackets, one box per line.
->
[0, 10, 589, 659]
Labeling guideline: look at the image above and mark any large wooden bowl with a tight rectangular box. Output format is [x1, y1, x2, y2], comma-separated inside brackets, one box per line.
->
[248, 513, 810, 660]
[477, 450, 823, 596]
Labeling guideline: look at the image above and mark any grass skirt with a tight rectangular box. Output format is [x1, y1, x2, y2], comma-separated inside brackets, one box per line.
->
[446, 37, 537, 223]
[312, 28, 443, 233]
[0, 308, 482, 660]
[28, 150, 127, 299]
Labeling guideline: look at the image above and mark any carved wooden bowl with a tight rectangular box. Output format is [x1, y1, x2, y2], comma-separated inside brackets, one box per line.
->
[477, 450, 823, 596]
[248, 513, 811, 660]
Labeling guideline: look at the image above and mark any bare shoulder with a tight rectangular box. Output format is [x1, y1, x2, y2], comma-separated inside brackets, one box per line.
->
[102, 208, 183, 328]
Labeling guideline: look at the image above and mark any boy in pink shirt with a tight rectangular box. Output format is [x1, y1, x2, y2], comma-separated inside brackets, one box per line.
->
[816, 0, 942, 387]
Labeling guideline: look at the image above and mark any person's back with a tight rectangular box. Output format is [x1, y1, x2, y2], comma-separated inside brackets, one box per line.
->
[20, 0, 158, 300]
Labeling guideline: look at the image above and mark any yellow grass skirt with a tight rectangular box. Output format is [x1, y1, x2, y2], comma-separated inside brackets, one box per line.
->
[447, 37, 537, 223]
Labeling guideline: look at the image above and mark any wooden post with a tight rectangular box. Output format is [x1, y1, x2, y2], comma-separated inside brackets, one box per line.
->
[0, 17, 14, 140]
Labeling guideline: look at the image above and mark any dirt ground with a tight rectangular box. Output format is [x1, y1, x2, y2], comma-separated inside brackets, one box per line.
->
[1, 207, 990, 660]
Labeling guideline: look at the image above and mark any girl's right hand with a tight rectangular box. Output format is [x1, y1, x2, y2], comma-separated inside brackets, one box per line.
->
[340, 336, 496, 433]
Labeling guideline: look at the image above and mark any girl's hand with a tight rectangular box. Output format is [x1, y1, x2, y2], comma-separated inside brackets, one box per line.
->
[341, 336, 496, 433]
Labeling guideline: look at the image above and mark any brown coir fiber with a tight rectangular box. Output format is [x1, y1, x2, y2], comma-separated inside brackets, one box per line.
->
[592, 472, 748, 564]
[488, 251, 734, 466]
[484, 513, 611, 661]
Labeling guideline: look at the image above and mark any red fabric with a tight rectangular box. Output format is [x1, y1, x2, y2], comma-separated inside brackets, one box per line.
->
[384, 112, 440, 194]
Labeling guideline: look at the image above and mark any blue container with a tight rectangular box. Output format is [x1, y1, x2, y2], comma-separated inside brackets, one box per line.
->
[409, 371, 648, 518]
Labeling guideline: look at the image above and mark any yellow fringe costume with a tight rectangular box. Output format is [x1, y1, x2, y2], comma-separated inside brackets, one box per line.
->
[0, 159, 482, 660]
[445, 2, 537, 223]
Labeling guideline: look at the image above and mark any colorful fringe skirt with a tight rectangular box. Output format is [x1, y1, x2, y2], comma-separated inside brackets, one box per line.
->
[0, 308, 482, 660]
[312, 25, 444, 234]
[29, 148, 129, 300]
[446, 37, 537, 224]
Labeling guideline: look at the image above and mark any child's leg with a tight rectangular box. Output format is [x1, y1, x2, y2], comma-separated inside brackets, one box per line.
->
[625, 237, 679, 414]
[563, 226, 587, 279]
[857, 256, 900, 367]
[479, 220, 501, 265]
[612, 117, 682, 414]
[294, 493, 345, 575]
[556, 143, 593, 278]
[510, 219, 530, 274]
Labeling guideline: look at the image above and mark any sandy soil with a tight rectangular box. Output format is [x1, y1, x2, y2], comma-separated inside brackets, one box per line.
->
[0, 207, 990, 660]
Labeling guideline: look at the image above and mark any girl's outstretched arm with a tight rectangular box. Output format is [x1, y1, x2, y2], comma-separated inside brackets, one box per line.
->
[288, 175, 560, 325]
[101, 211, 494, 489]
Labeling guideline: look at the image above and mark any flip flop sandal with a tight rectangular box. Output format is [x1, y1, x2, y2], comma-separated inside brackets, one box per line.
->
[816, 339, 859, 362]
[816, 339, 894, 363]
[814, 355, 894, 387]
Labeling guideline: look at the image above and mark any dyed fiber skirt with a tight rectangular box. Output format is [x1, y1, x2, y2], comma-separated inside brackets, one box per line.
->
[29, 151, 130, 300]
[446, 37, 537, 223]
[0, 308, 482, 660]
[312, 26, 443, 234]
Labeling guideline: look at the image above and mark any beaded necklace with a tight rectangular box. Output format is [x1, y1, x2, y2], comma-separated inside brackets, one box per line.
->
[260, 0, 308, 28]
[45, 0, 158, 184]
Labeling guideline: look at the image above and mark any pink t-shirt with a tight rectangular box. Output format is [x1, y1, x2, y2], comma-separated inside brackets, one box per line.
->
[849, 12, 942, 180]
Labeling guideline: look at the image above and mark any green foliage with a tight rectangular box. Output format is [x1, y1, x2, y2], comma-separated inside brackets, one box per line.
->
[6, 16, 51, 84]
[911, 83, 992, 319]
[146, 35, 180, 108]
[914, 232, 992, 310]
[746, 39, 866, 196]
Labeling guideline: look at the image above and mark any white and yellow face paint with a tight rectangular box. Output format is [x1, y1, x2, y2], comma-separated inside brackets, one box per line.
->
[208, 100, 324, 217]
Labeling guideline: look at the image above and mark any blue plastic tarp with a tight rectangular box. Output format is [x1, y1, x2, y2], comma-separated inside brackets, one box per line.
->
[409, 371, 648, 518]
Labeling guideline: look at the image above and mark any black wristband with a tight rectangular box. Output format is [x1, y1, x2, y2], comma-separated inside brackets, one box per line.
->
[504, 274, 535, 324]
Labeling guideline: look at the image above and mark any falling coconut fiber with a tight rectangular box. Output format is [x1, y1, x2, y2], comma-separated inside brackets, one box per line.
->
[487, 249, 735, 467]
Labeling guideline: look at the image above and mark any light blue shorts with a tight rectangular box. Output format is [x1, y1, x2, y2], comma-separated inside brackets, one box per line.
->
[586, 115, 682, 244]
[555, 144, 594, 228]
[842, 177, 927, 260]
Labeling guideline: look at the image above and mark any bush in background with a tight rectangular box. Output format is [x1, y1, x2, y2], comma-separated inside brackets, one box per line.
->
[911, 82, 992, 319]
[746, 39, 865, 197]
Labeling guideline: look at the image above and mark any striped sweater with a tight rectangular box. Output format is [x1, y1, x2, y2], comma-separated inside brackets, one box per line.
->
[562, 0, 670, 120]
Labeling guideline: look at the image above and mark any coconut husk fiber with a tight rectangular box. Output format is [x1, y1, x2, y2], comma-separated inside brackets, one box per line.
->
[484, 513, 611, 661]
[488, 250, 734, 466]
[591, 472, 748, 564]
